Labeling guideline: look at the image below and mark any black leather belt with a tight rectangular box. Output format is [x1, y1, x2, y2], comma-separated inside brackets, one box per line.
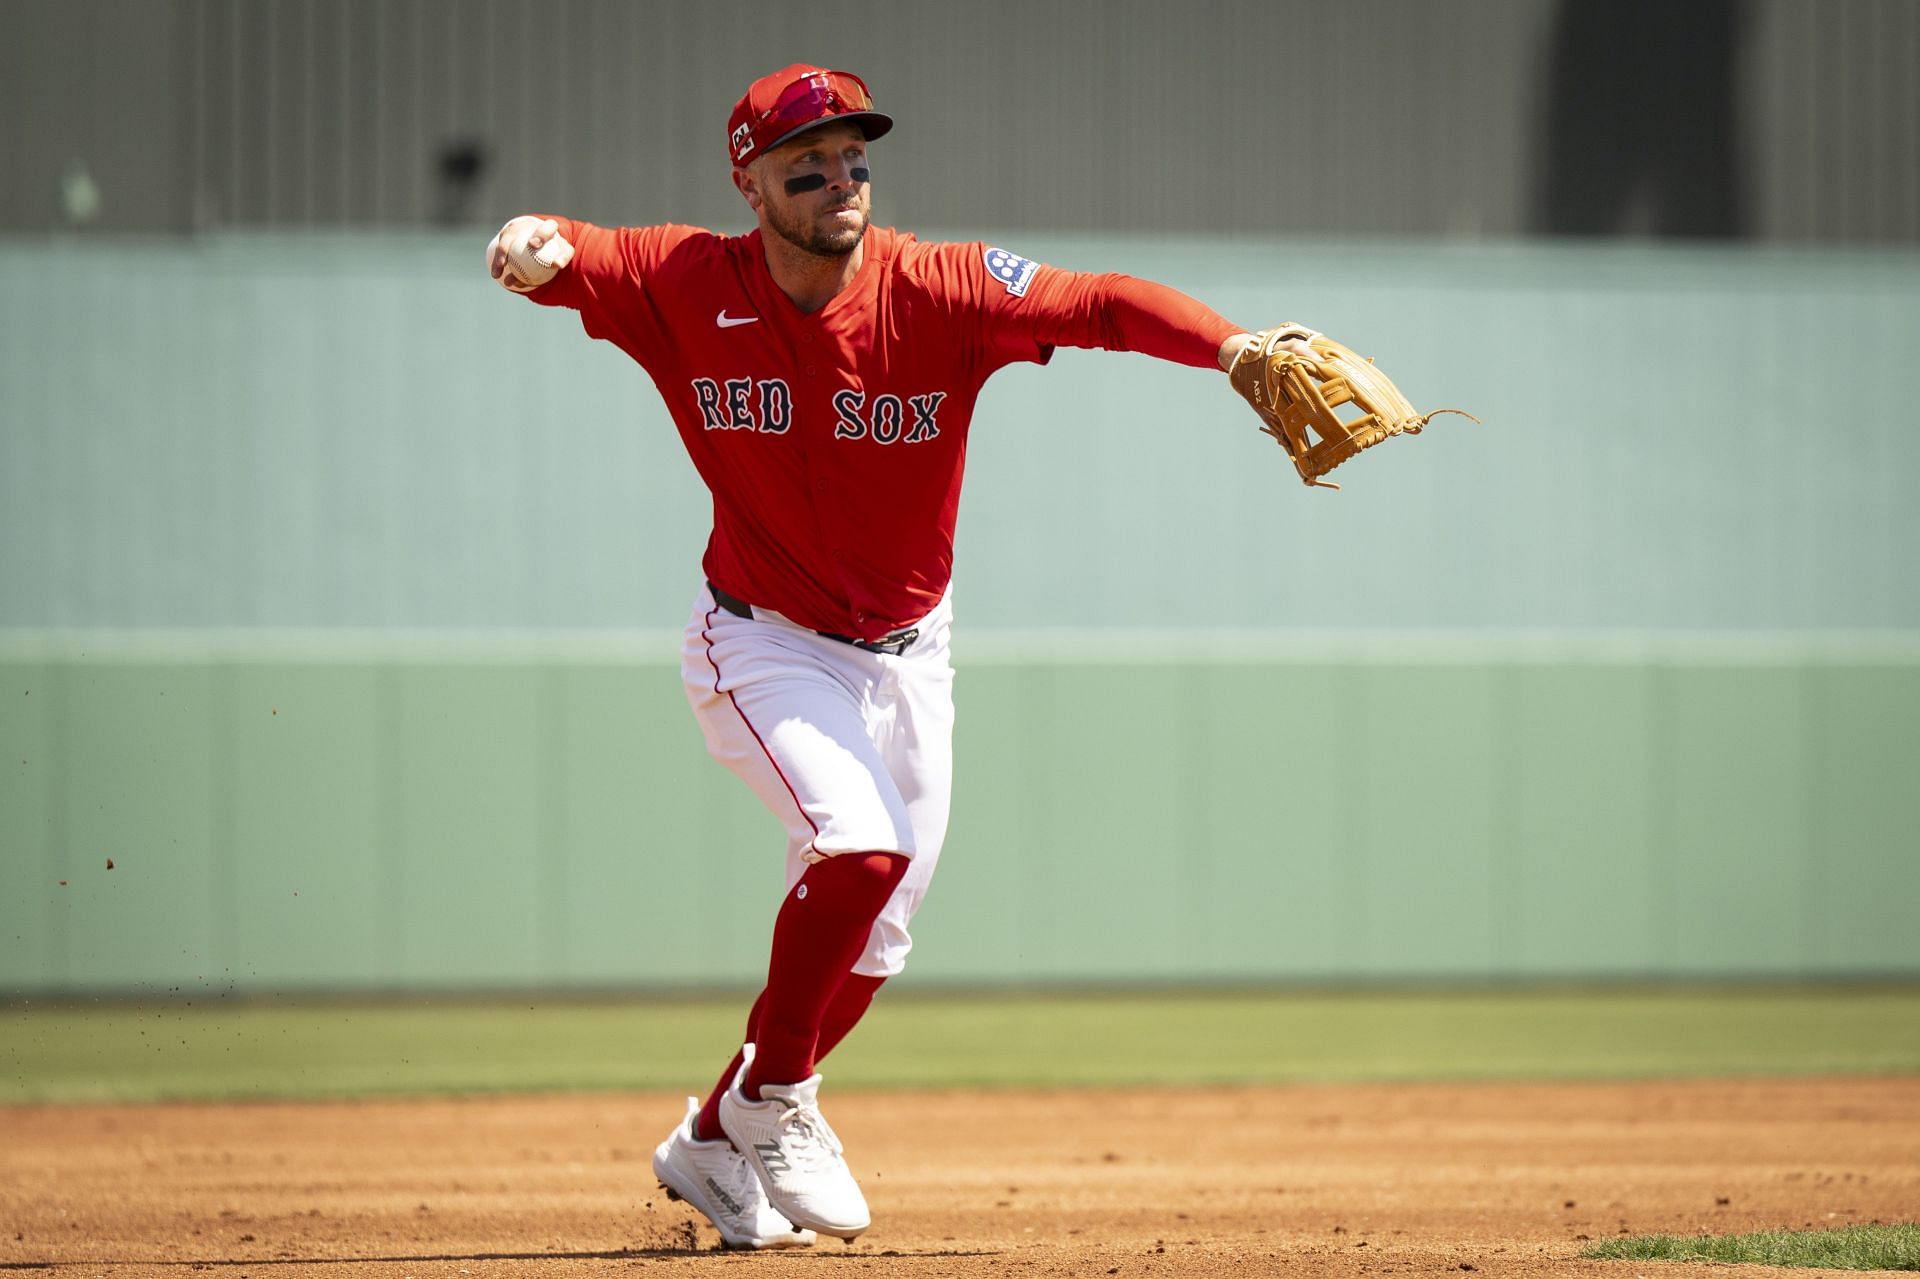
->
[708, 582, 921, 656]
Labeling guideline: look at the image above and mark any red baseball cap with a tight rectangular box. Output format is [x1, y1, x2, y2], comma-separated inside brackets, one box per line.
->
[726, 64, 893, 166]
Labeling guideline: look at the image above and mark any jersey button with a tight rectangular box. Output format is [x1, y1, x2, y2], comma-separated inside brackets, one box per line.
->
[804, 366, 817, 376]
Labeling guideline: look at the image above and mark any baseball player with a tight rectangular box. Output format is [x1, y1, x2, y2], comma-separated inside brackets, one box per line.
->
[486, 64, 1294, 1249]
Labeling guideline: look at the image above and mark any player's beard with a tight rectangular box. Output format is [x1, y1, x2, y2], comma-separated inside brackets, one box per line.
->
[764, 190, 869, 259]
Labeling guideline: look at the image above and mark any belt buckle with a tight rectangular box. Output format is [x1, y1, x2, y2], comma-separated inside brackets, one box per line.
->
[856, 626, 918, 656]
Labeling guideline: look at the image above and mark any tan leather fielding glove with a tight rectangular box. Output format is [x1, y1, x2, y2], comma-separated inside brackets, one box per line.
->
[1227, 325, 1476, 490]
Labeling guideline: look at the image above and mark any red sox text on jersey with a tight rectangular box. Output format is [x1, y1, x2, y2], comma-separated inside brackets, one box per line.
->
[689, 377, 948, 447]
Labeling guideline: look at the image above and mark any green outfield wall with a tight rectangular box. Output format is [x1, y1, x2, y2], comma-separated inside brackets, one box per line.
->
[5, 235, 1919, 633]
[4, 235, 1919, 992]
[4, 638, 1916, 994]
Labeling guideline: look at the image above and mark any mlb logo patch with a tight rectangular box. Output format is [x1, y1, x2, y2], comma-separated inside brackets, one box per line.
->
[983, 246, 1039, 298]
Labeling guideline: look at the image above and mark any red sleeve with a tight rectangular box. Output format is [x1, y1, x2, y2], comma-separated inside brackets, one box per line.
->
[918, 241, 1243, 373]
[516, 216, 706, 351]
[1017, 268, 1245, 369]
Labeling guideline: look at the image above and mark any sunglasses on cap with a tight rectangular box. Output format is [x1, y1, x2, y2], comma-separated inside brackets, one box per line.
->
[728, 67, 893, 165]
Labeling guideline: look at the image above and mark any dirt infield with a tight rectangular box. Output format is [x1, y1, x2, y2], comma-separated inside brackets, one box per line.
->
[3, 1078, 1916, 1278]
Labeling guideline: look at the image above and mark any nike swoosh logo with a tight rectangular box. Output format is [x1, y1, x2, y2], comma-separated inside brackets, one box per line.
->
[716, 311, 760, 328]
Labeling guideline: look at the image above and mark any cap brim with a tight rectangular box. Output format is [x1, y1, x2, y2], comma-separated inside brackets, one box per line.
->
[761, 111, 894, 156]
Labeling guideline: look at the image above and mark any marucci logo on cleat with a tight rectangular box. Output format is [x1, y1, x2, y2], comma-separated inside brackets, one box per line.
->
[705, 1176, 745, 1215]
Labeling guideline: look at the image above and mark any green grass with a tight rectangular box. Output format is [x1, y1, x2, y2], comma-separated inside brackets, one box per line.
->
[1584, 1223, 1920, 1270]
[3, 986, 1918, 1104]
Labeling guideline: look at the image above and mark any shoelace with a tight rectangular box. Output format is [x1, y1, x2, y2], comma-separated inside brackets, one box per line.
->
[774, 1102, 845, 1169]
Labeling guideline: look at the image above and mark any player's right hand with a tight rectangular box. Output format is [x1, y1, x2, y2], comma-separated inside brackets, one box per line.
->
[486, 216, 575, 293]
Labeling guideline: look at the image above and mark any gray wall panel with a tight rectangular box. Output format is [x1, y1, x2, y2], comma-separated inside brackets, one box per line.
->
[0, 0, 186, 233]
[1749, 0, 1920, 243]
[6, 0, 1916, 242]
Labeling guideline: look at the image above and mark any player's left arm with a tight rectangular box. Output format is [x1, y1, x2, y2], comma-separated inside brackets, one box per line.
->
[960, 248, 1459, 487]
[1026, 270, 1321, 372]
[932, 242, 1315, 377]
[1021, 269, 1254, 371]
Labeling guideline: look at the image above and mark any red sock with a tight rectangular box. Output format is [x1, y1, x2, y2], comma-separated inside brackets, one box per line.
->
[691, 972, 886, 1141]
[744, 851, 906, 1097]
[691, 989, 764, 1143]
[817, 971, 887, 1058]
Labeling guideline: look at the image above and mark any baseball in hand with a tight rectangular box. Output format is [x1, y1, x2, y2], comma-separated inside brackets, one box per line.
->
[488, 216, 574, 292]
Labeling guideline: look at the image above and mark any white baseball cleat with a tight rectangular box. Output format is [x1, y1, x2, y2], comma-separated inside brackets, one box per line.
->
[652, 1097, 817, 1250]
[719, 1072, 871, 1240]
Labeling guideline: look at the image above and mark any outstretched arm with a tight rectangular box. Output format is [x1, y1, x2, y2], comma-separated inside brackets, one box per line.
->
[986, 264, 1315, 373]
[485, 215, 576, 293]
[480, 216, 712, 361]
[1017, 269, 1241, 370]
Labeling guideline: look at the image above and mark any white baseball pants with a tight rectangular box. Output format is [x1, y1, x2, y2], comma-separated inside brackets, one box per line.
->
[681, 582, 955, 978]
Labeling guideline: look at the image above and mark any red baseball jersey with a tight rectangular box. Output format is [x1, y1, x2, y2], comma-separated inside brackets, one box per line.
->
[524, 220, 1239, 640]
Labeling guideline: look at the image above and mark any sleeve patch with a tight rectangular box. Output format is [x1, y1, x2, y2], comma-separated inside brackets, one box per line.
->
[982, 246, 1040, 298]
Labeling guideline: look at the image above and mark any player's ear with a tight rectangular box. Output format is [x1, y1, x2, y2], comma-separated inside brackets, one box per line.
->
[732, 166, 764, 212]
